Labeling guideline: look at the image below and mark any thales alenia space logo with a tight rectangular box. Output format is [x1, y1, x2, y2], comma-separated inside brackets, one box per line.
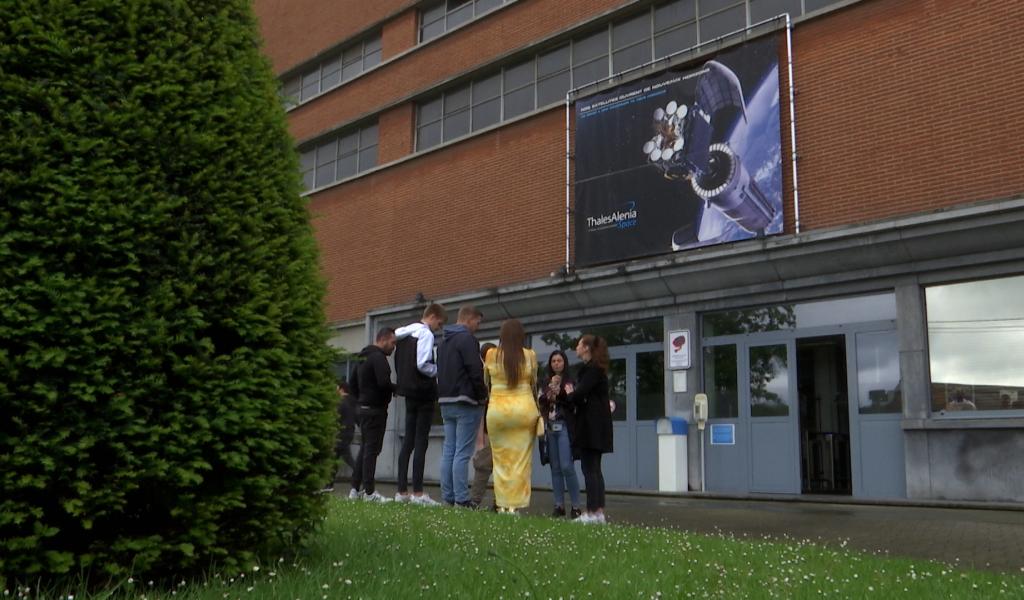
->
[586, 201, 638, 232]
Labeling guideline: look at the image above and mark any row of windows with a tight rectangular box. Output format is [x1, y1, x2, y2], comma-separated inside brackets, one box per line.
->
[300, 123, 379, 191]
[419, 0, 512, 43]
[282, 33, 382, 108]
[415, 0, 844, 151]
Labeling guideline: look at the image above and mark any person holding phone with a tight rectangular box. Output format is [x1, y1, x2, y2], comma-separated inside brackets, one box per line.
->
[538, 350, 581, 519]
[564, 335, 612, 524]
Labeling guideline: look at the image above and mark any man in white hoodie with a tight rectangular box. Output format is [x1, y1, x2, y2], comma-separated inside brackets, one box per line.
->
[393, 303, 446, 505]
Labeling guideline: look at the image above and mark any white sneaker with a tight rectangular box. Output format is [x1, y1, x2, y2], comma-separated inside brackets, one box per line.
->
[576, 512, 595, 524]
[363, 491, 392, 503]
[411, 494, 441, 506]
[348, 489, 363, 500]
[592, 513, 607, 524]
[394, 492, 412, 503]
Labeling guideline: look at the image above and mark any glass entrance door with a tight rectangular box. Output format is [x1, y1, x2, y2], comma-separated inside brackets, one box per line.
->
[606, 344, 664, 490]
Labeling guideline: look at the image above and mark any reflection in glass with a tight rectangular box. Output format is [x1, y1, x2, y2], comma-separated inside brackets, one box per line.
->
[856, 331, 901, 414]
[637, 351, 666, 420]
[609, 358, 627, 421]
[926, 274, 1024, 412]
[750, 344, 789, 417]
[703, 345, 738, 418]
[703, 293, 896, 337]
[532, 320, 663, 358]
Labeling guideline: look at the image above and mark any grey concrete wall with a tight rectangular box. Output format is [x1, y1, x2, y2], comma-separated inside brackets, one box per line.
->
[923, 429, 1024, 502]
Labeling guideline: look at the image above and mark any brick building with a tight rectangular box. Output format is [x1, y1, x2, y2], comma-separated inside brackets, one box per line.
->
[254, 0, 1024, 503]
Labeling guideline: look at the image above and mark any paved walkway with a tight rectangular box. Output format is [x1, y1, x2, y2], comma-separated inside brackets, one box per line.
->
[353, 483, 1024, 573]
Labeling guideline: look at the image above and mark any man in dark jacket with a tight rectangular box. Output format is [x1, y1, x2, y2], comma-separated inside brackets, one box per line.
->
[349, 327, 397, 503]
[437, 305, 487, 507]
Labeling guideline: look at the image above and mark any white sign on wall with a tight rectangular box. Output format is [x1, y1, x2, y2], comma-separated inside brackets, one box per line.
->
[668, 329, 691, 370]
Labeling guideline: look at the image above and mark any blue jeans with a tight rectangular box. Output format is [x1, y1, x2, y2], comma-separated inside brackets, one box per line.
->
[440, 403, 485, 504]
[548, 422, 580, 509]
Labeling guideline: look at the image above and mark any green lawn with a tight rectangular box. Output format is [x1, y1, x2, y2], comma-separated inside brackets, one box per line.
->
[20, 497, 1024, 599]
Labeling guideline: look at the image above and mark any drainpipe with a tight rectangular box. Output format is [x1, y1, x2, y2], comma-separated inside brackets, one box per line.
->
[786, 13, 801, 234]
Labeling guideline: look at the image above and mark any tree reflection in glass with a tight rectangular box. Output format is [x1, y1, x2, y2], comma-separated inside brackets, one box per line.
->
[750, 344, 789, 417]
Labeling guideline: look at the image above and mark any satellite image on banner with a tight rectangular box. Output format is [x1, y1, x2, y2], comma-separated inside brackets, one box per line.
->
[574, 36, 783, 267]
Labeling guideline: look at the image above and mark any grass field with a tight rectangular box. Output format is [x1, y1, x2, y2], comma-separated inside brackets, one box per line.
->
[13, 497, 1024, 599]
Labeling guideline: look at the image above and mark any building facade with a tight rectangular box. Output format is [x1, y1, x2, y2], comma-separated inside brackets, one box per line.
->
[254, 0, 1024, 503]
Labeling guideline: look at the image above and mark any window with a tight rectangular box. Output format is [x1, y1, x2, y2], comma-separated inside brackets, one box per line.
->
[926, 274, 1024, 413]
[299, 122, 379, 192]
[857, 331, 901, 414]
[281, 32, 383, 107]
[412, 0, 851, 151]
[419, 0, 510, 43]
[704, 345, 738, 418]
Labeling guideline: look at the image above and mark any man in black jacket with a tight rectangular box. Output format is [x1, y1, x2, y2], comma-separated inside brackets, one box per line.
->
[437, 305, 487, 507]
[349, 327, 397, 503]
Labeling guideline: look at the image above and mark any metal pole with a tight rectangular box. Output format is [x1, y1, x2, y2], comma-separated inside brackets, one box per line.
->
[786, 13, 801, 234]
[564, 93, 571, 273]
[700, 429, 706, 492]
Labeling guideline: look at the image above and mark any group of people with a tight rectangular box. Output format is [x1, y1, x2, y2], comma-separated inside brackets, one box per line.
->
[339, 303, 614, 523]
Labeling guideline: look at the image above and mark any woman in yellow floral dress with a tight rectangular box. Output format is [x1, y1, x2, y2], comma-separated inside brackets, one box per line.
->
[484, 319, 540, 512]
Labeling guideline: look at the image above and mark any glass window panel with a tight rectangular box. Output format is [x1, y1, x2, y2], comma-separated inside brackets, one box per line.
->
[503, 60, 534, 91]
[537, 45, 570, 78]
[609, 358, 627, 421]
[342, 45, 362, 66]
[364, 48, 382, 69]
[338, 132, 358, 155]
[283, 76, 301, 103]
[447, 2, 473, 28]
[857, 331, 901, 414]
[302, 169, 315, 191]
[700, 0, 741, 15]
[537, 70, 571, 106]
[360, 124, 378, 147]
[573, 58, 609, 88]
[704, 345, 739, 418]
[418, 96, 443, 123]
[417, 121, 442, 150]
[805, 0, 839, 13]
[336, 153, 357, 179]
[316, 140, 337, 166]
[314, 160, 335, 187]
[503, 84, 535, 119]
[341, 61, 362, 81]
[300, 149, 315, 171]
[445, 85, 471, 113]
[423, 2, 446, 24]
[472, 73, 501, 102]
[613, 40, 652, 72]
[750, 344, 789, 417]
[637, 351, 666, 421]
[573, 30, 608, 65]
[703, 294, 896, 337]
[320, 58, 341, 89]
[475, 0, 502, 14]
[699, 4, 745, 40]
[421, 19, 446, 41]
[443, 109, 471, 140]
[357, 146, 377, 171]
[926, 274, 1024, 413]
[471, 97, 501, 130]
[612, 13, 651, 50]
[654, 23, 697, 58]
[364, 35, 382, 54]
[750, 0, 802, 22]
[300, 70, 319, 101]
[655, 0, 696, 32]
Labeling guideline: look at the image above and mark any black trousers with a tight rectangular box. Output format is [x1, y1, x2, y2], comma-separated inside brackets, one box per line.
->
[332, 426, 357, 484]
[397, 395, 435, 493]
[351, 409, 387, 495]
[580, 449, 606, 512]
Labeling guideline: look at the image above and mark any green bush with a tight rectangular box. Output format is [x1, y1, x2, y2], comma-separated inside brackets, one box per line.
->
[0, 0, 337, 585]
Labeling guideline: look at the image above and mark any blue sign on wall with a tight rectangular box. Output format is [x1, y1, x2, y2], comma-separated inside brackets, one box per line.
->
[710, 424, 736, 445]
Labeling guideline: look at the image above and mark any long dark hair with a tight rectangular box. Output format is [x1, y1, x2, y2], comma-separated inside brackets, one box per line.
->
[498, 319, 526, 388]
[578, 334, 609, 373]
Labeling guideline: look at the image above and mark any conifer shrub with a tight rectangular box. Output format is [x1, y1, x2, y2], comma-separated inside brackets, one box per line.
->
[0, 0, 337, 584]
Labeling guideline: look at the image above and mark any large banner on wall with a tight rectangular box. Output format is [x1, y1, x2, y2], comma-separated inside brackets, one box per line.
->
[574, 36, 783, 267]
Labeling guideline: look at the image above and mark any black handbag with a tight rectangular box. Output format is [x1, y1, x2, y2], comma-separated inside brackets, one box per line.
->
[538, 434, 550, 466]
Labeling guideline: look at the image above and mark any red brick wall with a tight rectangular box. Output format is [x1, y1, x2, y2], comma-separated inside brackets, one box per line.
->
[269, 0, 1024, 323]
[310, 109, 567, 322]
[283, 0, 633, 143]
[254, 0, 414, 73]
[383, 9, 419, 60]
[794, 0, 1024, 229]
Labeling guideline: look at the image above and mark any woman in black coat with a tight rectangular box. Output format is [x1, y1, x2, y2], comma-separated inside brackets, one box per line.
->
[565, 334, 612, 524]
